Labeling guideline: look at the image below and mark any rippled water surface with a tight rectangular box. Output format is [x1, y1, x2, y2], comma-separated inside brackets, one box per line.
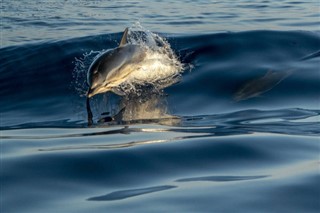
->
[1, 0, 320, 212]
[2, 0, 320, 46]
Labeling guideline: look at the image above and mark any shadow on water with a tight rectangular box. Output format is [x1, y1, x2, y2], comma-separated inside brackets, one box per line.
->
[87, 175, 269, 201]
[88, 185, 177, 201]
[176, 175, 269, 182]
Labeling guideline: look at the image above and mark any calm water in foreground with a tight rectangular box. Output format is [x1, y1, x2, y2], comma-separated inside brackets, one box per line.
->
[1, 0, 320, 212]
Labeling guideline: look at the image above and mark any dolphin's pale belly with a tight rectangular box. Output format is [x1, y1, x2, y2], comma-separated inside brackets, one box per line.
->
[124, 50, 181, 86]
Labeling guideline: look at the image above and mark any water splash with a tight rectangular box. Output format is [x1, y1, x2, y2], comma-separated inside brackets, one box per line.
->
[72, 50, 103, 97]
[119, 23, 184, 94]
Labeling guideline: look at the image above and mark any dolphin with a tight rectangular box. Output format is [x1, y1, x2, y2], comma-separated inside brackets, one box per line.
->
[86, 28, 147, 125]
[233, 49, 320, 102]
[233, 69, 292, 102]
[87, 28, 147, 98]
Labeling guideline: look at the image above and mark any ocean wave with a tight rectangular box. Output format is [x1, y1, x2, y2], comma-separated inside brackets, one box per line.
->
[1, 30, 319, 128]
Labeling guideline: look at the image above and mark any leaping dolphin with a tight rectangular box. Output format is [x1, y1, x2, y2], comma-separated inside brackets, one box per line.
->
[87, 28, 147, 98]
[86, 28, 151, 125]
[86, 28, 137, 125]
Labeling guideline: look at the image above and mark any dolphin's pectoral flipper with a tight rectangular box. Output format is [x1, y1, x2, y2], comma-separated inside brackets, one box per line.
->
[98, 116, 113, 123]
[119, 28, 129, 47]
[97, 107, 126, 124]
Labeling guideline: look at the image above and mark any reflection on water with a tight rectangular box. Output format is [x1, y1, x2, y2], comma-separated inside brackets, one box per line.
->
[2, 108, 318, 154]
[98, 92, 181, 126]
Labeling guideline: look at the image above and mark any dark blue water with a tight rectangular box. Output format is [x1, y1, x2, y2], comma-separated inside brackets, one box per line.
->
[1, 1, 320, 212]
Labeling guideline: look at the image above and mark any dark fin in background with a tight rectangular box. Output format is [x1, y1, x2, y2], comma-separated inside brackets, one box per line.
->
[119, 28, 129, 47]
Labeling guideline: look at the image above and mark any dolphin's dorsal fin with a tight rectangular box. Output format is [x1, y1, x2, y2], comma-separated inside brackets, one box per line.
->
[119, 28, 129, 47]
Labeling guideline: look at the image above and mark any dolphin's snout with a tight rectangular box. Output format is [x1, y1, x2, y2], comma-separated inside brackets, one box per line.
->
[86, 88, 93, 98]
[87, 92, 94, 98]
[87, 87, 97, 98]
[87, 68, 104, 98]
[87, 84, 112, 98]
